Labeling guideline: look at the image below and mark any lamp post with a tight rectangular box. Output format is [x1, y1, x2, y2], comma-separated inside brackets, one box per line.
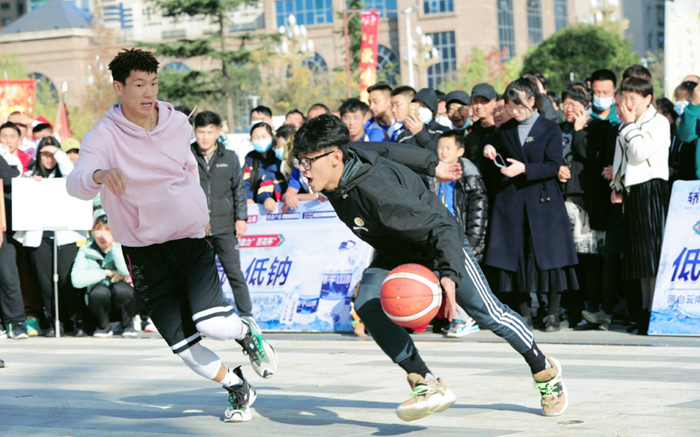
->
[275, 14, 315, 69]
[402, 6, 419, 88]
[412, 26, 440, 89]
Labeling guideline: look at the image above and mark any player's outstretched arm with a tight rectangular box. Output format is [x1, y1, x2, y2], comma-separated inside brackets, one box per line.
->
[352, 142, 441, 177]
[66, 131, 106, 200]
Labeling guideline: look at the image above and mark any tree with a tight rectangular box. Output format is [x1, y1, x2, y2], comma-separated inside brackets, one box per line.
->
[144, 0, 275, 126]
[521, 24, 640, 93]
[440, 47, 520, 94]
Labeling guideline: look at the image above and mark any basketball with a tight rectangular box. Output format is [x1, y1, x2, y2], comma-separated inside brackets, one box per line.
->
[380, 264, 442, 328]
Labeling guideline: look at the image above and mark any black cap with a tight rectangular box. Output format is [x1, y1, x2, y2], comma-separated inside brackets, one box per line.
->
[471, 83, 498, 101]
[445, 90, 471, 106]
[413, 88, 437, 115]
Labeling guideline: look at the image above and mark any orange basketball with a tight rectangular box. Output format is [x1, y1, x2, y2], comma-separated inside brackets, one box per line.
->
[380, 264, 442, 328]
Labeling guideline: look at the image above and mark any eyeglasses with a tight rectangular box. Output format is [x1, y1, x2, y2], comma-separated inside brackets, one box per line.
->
[292, 150, 336, 171]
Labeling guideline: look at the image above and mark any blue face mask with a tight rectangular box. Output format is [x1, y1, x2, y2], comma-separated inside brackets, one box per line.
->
[274, 147, 285, 161]
[593, 96, 614, 111]
[455, 119, 471, 130]
[252, 138, 272, 153]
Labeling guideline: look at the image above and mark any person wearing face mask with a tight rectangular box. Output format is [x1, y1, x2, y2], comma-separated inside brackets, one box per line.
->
[435, 90, 452, 128]
[588, 69, 620, 125]
[190, 111, 253, 319]
[445, 91, 472, 133]
[483, 78, 579, 333]
[397, 88, 448, 155]
[669, 81, 698, 183]
[243, 122, 287, 213]
[71, 214, 136, 337]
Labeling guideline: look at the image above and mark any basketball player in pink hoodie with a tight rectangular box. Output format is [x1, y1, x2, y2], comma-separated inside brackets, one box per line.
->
[66, 49, 277, 423]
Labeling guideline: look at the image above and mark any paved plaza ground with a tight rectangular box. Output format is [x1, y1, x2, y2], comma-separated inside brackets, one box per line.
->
[1, 327, 699, 437]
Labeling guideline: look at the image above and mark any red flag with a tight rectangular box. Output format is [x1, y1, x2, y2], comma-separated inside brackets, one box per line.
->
[359, 11, 380, 103]
[53, 93, 72, 142]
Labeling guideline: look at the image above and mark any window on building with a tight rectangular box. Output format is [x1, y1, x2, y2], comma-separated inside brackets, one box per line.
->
[0, 3, 10, 10]
[360, 0, 397, 18]
[427, 31, 456, 89]
[656, 4, 664, 27]
[554, 0, 568, 31]
[423, 0, 453, 14]
[276, 0, 333, 27]
[162, 29, 186, 39]
[18, 2, 24, 14]
[162, 62, 191, 72]
[1, 17, 10, 26]
[658, 32, 664, 49]
[377, 45, 399, 85]
[497, 0, 515, 61]
[297, 52, 329, 76]
[527, 0, 543, 45]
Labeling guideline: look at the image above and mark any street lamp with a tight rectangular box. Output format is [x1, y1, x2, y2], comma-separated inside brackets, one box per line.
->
[402, 6, 419, 88]
[412, 26, 440, 89]
[275, 14, 315, 67]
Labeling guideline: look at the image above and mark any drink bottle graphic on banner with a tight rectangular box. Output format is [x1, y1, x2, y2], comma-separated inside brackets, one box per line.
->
[320, 240, 356, 301]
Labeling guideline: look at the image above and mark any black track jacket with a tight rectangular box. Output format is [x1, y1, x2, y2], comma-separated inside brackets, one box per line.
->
[323, 142, 467, 284]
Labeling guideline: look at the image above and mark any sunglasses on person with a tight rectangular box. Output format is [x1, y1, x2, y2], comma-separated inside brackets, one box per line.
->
[292, 149, 335, 171]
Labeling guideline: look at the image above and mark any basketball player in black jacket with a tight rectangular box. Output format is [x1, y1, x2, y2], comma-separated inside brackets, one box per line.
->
[292, 115, 568, 421]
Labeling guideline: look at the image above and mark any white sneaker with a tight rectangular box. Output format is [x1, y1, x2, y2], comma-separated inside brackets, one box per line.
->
[0, 329, 7, 340]
[224, 366, 257, 423]
[143, 318, 158, 333]
[445, 318, 479, 338]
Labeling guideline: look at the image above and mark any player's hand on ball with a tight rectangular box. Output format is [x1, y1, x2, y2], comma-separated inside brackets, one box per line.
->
[440, 277, 457, 322]
[436, 161, 462, 182]
[93, 169, 126, 196]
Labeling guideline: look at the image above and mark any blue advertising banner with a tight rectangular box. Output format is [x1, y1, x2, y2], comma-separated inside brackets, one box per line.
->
[649, 181, 700, 336]
[217, 200, 373, 332]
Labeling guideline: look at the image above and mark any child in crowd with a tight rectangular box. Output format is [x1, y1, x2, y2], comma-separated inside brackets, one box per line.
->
[340, 98, 386, 143]
[243, 122, 287, 212]
[427, 130, 488, 337]
[71, 214, 136, 338]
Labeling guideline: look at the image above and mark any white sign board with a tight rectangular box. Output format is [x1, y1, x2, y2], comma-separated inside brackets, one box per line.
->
[12, 178, 93, 231]
[649, 181, 700, 336]
[664, 1, 700, 96]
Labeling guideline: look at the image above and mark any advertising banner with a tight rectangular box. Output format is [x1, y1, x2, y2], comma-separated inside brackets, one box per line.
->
[649, 181, 700, 336]
[12, 178, 93, 231]
[359, 11, 380, 103]
[664, 1, 700, 96]
[218, 201, 373, 332]
[0, 79, 36, 121]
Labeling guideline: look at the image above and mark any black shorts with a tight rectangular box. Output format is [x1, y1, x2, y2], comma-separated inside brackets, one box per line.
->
[122, 238, 235, 354]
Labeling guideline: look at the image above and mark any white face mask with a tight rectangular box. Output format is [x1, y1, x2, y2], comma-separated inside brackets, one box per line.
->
[436, 116, 452, 128]
[674, 100, 689, 117]
[593, 96, 614, 111]
[418, 107, 433, 124]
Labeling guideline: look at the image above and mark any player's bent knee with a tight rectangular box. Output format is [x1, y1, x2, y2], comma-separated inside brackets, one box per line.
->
[195, 315, 243, 341]
[177, 343, 222, 380]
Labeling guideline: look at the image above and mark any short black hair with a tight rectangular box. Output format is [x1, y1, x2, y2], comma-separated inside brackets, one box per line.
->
[504, 77, 543, 111]
[307, 103, 330, 115]
[339, 98, 369, 116]
[438, 130, 465, 149]
[174, 105, 191, 115]
[250, 121, 273, 137]
[561, 82, 590, 106]
[620, 76, 654, 99]
[676, 81, 698, 97]
[391, 86, 416, 99]
[622, 64, 652, 81]
[194, 111, 222, 128]
[250, 106, 272, 118]
[0, 121, 21, 137]
[286, 109, 305, 120]
[274, 124, 296, 143]
[522, 71, 546, 90]
[590, 69, 617, 87]
[108, 48, 160, 85]
[293, 114, 350, 164]
[435, 90, 446, 102]
[547, 90, 560, 106]
[33, 123, 53, 134]
[367, 82, 392, 94]
[655, 97, 677, 120]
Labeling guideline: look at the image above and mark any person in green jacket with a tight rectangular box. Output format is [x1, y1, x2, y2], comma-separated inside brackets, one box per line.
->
[676, 80, 700, 179]
[71, 214, 136, 338]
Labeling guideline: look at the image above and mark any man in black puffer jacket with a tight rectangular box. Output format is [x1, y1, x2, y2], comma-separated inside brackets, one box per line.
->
[397, 88, 448, 155]
[191, 111, 252, 317]
[292, 115, 568, 423]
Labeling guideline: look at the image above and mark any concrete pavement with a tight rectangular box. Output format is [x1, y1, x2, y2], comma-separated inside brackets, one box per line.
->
[1, 328, 699, 437]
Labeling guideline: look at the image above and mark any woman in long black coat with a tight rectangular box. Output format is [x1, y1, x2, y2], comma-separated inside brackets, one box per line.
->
[483, 78, 579, 331]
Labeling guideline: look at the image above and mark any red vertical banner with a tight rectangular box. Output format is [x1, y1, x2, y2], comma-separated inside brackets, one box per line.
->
[0, 79, 36, 121]
[54, 93, 72, 141]
[359, 11, 380, 103]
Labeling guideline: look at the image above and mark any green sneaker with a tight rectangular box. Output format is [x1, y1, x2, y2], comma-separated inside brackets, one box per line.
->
[236, 317, 277, 379]
[26, 317, 41, 337]
[396, 374, 456, 422]
[533, 356, 568, 416]
[224, 366, 257, 423]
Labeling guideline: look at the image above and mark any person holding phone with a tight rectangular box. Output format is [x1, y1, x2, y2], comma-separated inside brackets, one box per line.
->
[396, 88, 449, 155]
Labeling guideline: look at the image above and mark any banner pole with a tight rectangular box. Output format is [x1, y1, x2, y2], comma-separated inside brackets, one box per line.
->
[53, 232, 60, 338]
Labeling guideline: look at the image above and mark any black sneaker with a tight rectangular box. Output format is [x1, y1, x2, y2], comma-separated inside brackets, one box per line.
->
[44, 323, 65, 338]
[236, 317, 277, 379]
[224, 366, 257, 422]
[10, 322, 29, 340]
[93, 327, 113, 338]
[543, 315, 561, 332]
[0, 358, 4, 368]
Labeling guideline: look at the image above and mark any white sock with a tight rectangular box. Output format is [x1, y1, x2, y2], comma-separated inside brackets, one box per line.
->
[425, 372, 437, 382]
[545, 359, 552, 370]
[221, 367, 243, 388]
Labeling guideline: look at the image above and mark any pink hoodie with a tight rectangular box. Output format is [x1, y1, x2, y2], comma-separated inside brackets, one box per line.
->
[67, 101, 209, 247]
